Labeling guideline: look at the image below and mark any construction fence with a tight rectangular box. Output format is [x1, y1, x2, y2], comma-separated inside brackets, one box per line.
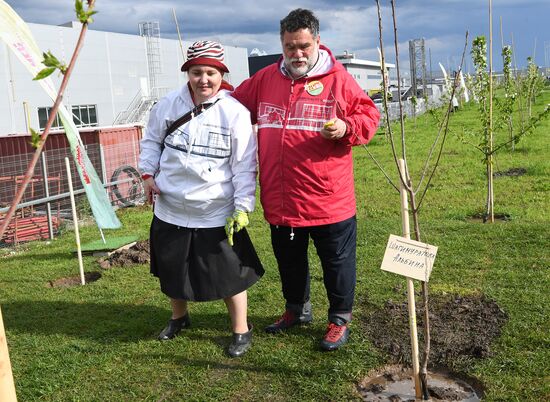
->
[376, 92, 447, 123]
[0, 126, 144, 246]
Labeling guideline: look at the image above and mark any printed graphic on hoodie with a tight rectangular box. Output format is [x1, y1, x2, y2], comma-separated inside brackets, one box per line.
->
[257, 97, 336, 131]
[165, 124, 231, 159]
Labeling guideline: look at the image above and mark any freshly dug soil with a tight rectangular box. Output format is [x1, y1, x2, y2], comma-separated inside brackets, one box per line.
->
[98, 240, 150, 269]
[358, 293, 508, 371]
[493, 167, 527, 177]
[47, 271, 101, 287]
[466, 212, 511, 223]
[357, 293, 507, 400]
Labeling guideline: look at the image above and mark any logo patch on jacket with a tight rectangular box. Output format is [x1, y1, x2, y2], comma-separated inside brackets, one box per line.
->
[258, 99, 334, 131]
[305, 81, 324, 96]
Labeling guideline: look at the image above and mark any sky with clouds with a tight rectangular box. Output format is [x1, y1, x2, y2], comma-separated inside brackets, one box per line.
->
[4, 0, 549, 73]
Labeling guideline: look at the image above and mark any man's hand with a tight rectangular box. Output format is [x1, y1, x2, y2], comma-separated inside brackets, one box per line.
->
[320, 117, 347, 140]
[142, 177, 160, 204]
[225, 210, 249, 246]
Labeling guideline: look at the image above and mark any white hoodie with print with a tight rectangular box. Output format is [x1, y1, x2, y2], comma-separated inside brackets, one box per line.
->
[139, 86, 257, 228]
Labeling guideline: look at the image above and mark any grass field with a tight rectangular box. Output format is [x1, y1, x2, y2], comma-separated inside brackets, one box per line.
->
[1, 87, 549, 401]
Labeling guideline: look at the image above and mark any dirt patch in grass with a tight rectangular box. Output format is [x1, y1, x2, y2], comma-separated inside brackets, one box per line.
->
[47, 271, 102, 287]
[357, 293, 507, 400]
[466, 212, 511, 223]
[360, 293, 507, 370]
[98, 240, 150, 269]
[493, 167, 527, 177]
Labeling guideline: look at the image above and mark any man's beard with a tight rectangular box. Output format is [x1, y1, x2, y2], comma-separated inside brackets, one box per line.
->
[283, 52, 317, 78]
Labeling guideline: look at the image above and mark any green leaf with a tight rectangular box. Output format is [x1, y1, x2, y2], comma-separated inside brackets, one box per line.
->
[75, 0, 97, 24]
[79, 9, 98, 24]
[75, 0, 84, 18]
[42, 51, 61, 68]
[29, 128, 42, 148]
[86, 10, 98, 23]
[33, 67, 56, 81]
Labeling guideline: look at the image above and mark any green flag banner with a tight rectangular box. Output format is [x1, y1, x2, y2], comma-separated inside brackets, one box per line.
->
[0, 0, 121, 229]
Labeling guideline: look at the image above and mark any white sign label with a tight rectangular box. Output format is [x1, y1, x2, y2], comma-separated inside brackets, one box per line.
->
[380, 234, 438, 281]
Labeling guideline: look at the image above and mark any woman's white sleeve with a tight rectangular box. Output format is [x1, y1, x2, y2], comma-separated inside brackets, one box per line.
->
[230, 109, 257, 213]
[138, 101, 165, 176]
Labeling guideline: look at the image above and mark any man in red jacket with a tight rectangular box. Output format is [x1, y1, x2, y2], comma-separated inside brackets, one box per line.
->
[232, 8, 380, 350]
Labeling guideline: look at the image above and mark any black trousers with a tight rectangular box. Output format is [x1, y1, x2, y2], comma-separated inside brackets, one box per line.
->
[270, 216, 357, 323]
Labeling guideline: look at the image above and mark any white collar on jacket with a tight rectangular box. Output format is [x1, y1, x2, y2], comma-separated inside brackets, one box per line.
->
[178, 84, 229, 109]
[279, 47, 334, 79]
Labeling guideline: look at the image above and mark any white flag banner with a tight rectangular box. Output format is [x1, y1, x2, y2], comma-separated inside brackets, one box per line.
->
[0, 0, 121, 229]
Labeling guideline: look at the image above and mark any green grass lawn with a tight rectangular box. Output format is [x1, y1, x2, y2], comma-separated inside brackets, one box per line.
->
[1, 88, 549, 401]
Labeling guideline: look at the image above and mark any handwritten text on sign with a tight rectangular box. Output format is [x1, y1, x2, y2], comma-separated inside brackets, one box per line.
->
[381, 235, 438, 281]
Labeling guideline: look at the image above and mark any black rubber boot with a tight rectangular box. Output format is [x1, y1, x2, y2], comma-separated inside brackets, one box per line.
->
[157, 314, 191, 341]
[227, 325, 253, 357]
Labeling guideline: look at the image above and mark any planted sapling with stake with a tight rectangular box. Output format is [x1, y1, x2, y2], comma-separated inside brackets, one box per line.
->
[374, 0, 468, 398]
[499, 45, 516, 150]
[463, 36, 549, 223]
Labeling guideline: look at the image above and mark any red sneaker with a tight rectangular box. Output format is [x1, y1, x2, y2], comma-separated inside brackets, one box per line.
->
[264, 309, 313, 333]
[320, 322, 350, 351]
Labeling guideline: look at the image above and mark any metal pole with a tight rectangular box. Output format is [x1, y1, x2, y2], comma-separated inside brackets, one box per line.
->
[398, 159, 422, 399]
[40, 152, 54, 240]
[99, 144, 108, 184]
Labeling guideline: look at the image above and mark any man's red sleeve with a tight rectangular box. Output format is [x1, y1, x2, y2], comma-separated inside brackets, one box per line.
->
[232, 76, 259, 124]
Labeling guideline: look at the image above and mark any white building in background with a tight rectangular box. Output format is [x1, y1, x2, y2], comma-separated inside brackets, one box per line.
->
[0, 21, 250, 135]
[335, 51, 395, 97]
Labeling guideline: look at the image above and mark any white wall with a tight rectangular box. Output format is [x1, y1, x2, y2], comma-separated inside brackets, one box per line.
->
[339, 63, 386, 94]
[0, 22, 250, 135]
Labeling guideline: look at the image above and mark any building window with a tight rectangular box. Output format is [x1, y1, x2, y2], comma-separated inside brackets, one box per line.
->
[38, 104, 98, 130]
[72, 105, 98, 128]
[368, 74, 382, 80]
[37, 107, 63, 131]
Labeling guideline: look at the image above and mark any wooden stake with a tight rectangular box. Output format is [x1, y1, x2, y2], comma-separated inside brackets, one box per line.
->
[65, 157, 85, 285]
[172, 8, 185, 61]
[488, 0, 494, 223]
[22, 101, 31, 133]
[398, 159, 422, 398]
[0, 306, 17, 402]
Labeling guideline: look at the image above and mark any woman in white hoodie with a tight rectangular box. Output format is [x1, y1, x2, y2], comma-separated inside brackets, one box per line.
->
[139, 41, 263, 357]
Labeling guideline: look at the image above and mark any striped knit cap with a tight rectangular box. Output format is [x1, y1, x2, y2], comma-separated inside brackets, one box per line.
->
[181, 40, 229, 73]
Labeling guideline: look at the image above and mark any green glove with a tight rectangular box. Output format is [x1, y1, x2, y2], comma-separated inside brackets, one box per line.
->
[225, 210, 249, 246]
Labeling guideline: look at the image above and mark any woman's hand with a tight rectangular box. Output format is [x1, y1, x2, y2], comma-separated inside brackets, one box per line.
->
[143, 177, 160, 204]
[225, 210, 249, 246]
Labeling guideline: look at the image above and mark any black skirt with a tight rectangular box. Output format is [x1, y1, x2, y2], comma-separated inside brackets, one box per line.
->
[149, 215, 264, 301]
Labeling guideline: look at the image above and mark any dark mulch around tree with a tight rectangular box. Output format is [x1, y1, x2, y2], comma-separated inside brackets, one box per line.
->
[493, 167, 527, 177]
[467, 212, 511, 223]
[358, 293, 508, 371]
[356, 293, 507, 400]
[98, 240, 150, 269]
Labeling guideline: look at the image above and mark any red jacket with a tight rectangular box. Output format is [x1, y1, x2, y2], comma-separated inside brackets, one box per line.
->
[232, 46, 380, 227]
